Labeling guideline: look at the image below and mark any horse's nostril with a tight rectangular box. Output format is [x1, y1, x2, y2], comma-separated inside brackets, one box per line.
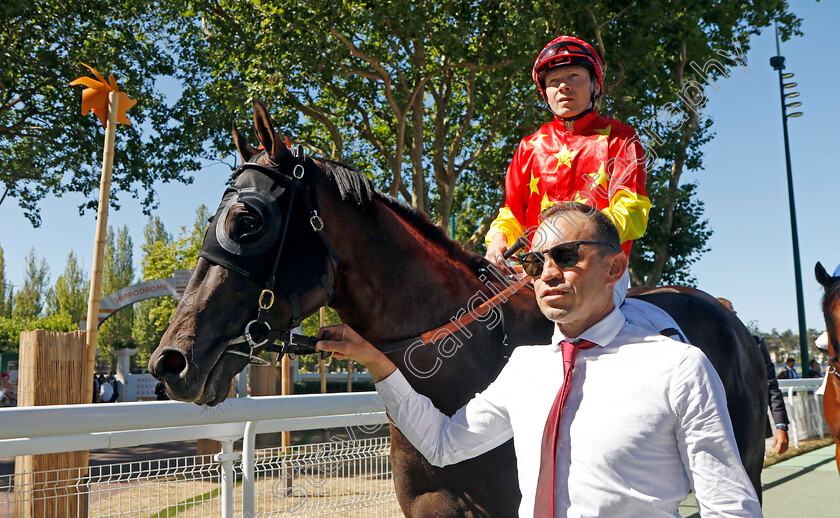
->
[159, 349, 188, 377]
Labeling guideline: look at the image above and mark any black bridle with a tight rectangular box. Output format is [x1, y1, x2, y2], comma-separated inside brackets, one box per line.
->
[200, 149, 527, 367]
[200, 147, 339, 365]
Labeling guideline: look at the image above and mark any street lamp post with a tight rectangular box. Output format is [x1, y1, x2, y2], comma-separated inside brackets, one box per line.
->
[770, 25, 809, 377]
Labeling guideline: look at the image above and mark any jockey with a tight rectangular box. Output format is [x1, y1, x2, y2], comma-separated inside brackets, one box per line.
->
[485, 35, 651, 305]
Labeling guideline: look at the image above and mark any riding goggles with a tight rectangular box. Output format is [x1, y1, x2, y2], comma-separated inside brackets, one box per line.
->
[517, 241, 619, 278]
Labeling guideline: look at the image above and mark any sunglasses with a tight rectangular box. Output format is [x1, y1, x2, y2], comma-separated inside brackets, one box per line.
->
[517, 241, 619, 278]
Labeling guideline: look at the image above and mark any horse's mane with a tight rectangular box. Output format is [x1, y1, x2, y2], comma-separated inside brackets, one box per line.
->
[317, 158, 490, 273]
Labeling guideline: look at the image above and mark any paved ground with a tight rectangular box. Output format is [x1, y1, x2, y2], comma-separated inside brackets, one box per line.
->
[680, 445, 840, 517]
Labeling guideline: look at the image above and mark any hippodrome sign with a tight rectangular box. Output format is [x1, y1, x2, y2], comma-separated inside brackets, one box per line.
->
[78, 269, 193, 330]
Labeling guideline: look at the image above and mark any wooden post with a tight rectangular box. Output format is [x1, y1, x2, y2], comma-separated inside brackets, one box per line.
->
[281, 354, 292, 447]
[319, 307, 330, 443]
[83, 90, 120, 406]
[319, 307, 327, 395]
[347, 360, 354, 393]
[14, 331, 88, 518]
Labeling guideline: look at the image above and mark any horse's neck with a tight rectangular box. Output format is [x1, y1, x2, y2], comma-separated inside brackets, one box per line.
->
[331, 200, 492, 343]
[323, 196, 553, 410]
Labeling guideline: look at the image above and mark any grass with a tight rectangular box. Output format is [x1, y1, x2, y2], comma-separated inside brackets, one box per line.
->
[763, 437, 836, 467]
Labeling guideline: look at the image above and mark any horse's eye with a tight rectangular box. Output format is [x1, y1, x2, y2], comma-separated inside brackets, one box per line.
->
[226, 204, 265, 243]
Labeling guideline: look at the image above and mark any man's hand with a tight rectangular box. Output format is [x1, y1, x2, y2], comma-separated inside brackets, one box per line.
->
[485, 233, 509, 267]
[772, 428, 789, 455]
[316, 324, 397, 383]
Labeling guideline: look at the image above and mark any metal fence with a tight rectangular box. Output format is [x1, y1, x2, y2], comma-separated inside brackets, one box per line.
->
[1, 379, 830, 517]
[777, 378, 829, 448]
[0, 392, 401, 517]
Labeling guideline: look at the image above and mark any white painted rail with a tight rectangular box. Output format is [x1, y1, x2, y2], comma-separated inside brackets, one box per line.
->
[1, 392, 394, 518]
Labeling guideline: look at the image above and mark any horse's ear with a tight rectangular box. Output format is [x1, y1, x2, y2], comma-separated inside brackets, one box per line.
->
[252, 99, 292, 164]
[816, 261, 831, 288]
[232, 121, 258, 162]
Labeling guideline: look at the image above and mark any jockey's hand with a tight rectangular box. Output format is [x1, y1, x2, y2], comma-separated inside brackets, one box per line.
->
[485, 233, 510, 268]
[316, 324, 397, 382]
[772, 428, 789, 455]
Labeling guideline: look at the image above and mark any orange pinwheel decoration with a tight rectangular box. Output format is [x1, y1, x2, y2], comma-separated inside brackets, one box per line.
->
[70, 63, 136, 127]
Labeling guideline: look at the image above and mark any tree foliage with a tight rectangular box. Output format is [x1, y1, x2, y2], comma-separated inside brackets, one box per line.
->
[12, 249, 49, 319]
[0, 246, 12, 318]
[140, 205, 210, 335]
[0, 314, 76, 353]
[46, 250, 89, 324]
[133, 215, 172, 364]
[755, 327, 823, 366]
[0, 0, 201, 226]
[98, 225, 135, 349]
[154, 0, 801, 285]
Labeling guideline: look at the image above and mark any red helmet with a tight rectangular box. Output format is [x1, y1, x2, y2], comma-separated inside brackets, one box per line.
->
[532, 36, 604, 102]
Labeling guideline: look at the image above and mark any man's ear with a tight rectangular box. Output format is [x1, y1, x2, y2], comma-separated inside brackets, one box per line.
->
[605, 251, 628, 287]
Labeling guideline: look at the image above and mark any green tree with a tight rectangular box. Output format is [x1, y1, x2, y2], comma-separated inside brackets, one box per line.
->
[0, 0, 201, 226]
[141, 205, 210, 334]
[47, 251, 89, 324]
[12, 249, 49, 319]
[0, 314, 76, 353]
[133, 216, 173, 364]
[160, 0, 548, 231]
[757, 327, 823, 366]
[98, 225, 135, 349]
[158, 0, 800, 285]
[0, 246, 13, 317]
[590, 1, 801, 285]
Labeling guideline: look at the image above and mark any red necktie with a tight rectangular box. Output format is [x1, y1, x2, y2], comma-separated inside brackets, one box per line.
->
[534, 339, 597, 518]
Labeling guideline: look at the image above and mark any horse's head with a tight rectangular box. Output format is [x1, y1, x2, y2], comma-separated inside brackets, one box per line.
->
[148, 100, 340, 405]
[816, 261, 840, 359]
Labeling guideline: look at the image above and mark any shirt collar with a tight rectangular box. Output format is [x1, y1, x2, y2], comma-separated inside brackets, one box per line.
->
[552, 111, 598, 135]
[550, 305, 625, 351]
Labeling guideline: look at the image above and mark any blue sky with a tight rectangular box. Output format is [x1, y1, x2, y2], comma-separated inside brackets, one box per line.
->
[0, 0, 835, 336]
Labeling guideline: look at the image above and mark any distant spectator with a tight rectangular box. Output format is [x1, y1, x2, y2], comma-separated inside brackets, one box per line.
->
[99, 374, 115, 403]
[0, 372, 16, 407]
[778, 357, 798, 379]
[807, 359, 822, 378]
[93, 375, 101, 403]
[108, 373, 119, 403]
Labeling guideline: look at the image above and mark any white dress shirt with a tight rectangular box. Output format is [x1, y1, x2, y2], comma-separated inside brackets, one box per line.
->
[376, 306, 761, 517]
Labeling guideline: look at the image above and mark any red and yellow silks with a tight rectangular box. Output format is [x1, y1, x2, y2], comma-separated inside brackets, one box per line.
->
[70, 63, 136, 127]
[487, 112, 651, 256]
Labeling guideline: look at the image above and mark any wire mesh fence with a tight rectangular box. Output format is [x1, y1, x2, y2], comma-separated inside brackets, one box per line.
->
[1, 453, 221, 518]
[0, 437, 401, 517]
[242, 437, 400, 517]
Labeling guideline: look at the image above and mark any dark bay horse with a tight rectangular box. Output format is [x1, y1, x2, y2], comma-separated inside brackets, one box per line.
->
[816, 262, 840, 474]
[149, 101, 766, 515]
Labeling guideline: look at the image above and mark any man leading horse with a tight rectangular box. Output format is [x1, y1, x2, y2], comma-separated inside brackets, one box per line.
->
[317, 203, 761, 518]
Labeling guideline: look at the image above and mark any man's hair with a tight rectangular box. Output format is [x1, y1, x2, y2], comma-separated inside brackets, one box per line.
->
[786, 357, 796, 363]
[539, 201, 620, 252]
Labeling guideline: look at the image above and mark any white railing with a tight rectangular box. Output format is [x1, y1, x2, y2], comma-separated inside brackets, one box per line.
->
[0, 393, 397, 518]
[776, 378, 829, 449]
